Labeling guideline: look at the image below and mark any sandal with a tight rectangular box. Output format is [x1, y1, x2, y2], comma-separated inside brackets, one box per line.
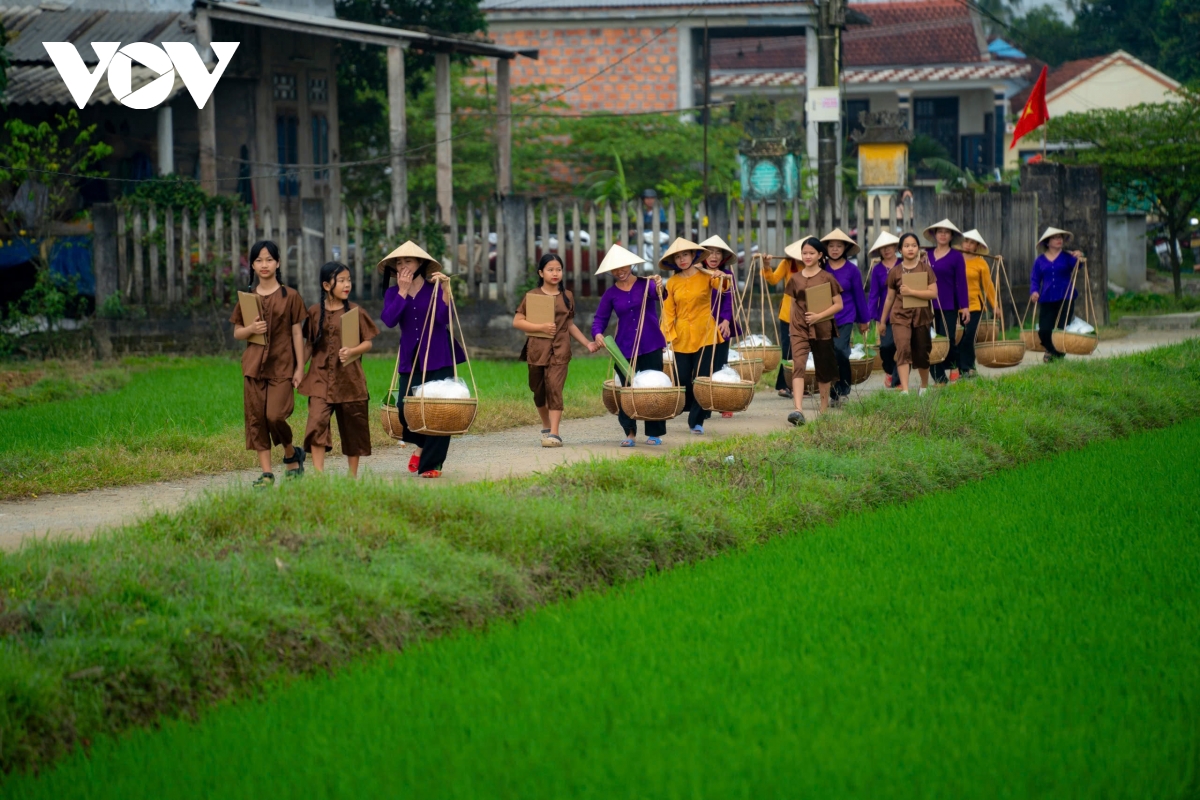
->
[252, 472, 275, 489]
[777, 389, 793, 399]
[541, 434, 563, 448]
[419, 469, 441, 479]
[645, 436, 663, 446]
[620, 438, 636, 448]
[283, 447, 305, 479]
[407, 453, 420, 473]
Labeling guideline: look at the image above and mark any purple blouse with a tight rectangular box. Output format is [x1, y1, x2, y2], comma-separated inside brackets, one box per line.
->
[1030, 251, 1079, 303]
[828, 260, 869, 326]
[591, 278, 667, 360]
[867, 259, 895, 322]
[710, 267, 742, 339]
[925, 247, 969, 311]
[380, 280, 466, 374]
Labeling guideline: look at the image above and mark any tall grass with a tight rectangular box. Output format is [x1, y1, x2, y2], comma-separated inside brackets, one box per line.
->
[0, 341, 1197, 776]
[11, 418, 1200, 799]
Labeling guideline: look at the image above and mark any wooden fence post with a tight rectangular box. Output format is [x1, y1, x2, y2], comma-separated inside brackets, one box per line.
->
[148, 204, 159, 304]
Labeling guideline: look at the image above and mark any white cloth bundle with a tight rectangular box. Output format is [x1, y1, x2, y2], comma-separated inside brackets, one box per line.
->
[727, 348, 742, 362]
[849, 343, 866, 360]
[412, 377, 471, 399]
[662, 348, 675, 363]
[1065, 316, 1096, 334]
[806, 354, 815, 370]
[930, 326, 941, 339]
[711, 366, 743, 383]
[737, 334, 773, 347]
[632, 369, 673, 388]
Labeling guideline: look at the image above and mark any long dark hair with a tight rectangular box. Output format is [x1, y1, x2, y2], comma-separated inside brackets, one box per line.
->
[313, 261, 352, 346]
[536, 253, 572, 315]
[898, 232, 921, 262]
[248, 240, 286, 295]
[796, 236, 827, 269]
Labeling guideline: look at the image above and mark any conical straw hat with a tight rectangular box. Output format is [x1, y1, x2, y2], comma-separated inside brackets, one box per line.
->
[595, 244, 646, 275]
[698, 234, 736, 266]
[867, 230, 900, 257]
[377, 240, 442, 275]
[958, 228, 990, 255]
[820, 227, 860, 258]
[1037, 226, 1072, 248]
[783, 236, 825, 262]
[658, 237, 705, 271]
[921, 218, 964, 244]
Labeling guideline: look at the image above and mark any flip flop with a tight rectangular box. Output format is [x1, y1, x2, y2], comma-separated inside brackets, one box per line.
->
[645, 437, 663, 446]
[541, 434, 563, 448]
[620, 438, 636, 447]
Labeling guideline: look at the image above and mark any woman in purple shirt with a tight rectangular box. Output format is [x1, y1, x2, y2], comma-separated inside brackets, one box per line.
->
[591, 246, 668, 446]
[866, 231, 902, 388]
[700, 235, 740, 417]
[1030, 226, 1085, 361]
[821, 229, 869, 404]
[379, 241, 465, 478]
[922, 219, 971, 384]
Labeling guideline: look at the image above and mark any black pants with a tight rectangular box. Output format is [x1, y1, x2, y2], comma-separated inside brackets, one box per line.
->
[1039, 298, 1076, 357]
[831, 322, 853, 399]
[399, 365, 454, 473]
[674, 345, 716, 429]
[775, 319, 792, 391]
[615, 349, 667, 439]
[879, 323, 899, 384]
[713, 340, 730, 373]
[931, 311, 958, 384]
[959, 310, 982, 372]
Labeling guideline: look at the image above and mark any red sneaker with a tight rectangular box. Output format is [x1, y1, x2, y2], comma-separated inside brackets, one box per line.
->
[407, 453, 420, 473]
[949, 370, 961, 382]
[721, 412, 733, 418]
[883, 374, 893, 388]
[419, 470, 441, 479]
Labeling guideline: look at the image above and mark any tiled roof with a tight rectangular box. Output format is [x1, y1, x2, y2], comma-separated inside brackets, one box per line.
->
[1009, 55, 1105, 112]
[482, 0, 797, 8]
[710, 61, 1031, 89]
[0, 6, 195, 64]
[1, 64, 187, 106]
[709, 0, 986, 71]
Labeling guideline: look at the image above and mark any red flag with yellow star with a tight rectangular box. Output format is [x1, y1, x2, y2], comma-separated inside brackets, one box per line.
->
[1010, 65, 1049, 149]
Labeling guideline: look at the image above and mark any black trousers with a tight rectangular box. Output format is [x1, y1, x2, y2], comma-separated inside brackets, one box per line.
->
[831, 322, 853, 399]
[775, 319, 792, 391]
[713, 341, 730, 373]
[615, 349, 667, 438]
[674, 345, 716, 429]
[1039, 298, 1076, 357]
[931, 310, 958, 384]
[879, 323, 899, 383]
[399, 365, 454, 473]
[959, 310, 982, 371]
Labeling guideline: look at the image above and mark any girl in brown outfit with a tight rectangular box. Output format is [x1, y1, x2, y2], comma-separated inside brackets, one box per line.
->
[231, 240, 308, 487]
[878, 232, 940, 395]
[783, 236, 844, 426]
[513, 253, 598, 446]
[299, 261, 379, 477]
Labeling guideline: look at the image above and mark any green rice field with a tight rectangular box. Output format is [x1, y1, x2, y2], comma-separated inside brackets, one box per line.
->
[10, 415, 1199, 799]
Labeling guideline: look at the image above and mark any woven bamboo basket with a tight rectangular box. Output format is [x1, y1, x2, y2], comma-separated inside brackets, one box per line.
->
[929, 337, 950, 365]
[738, 344, 781, 372]
[781, 359, 793, 387]
[1051, 331, 1098, 355]
[380, 402, 404, 441]
[975, 340, 1026, 368]
[693, 377, 755, 412]
[850, 358, 873, 385]
[616, 385, 686, 421]
[975, 320, 998, 343]
[729, 358, 765, 384]
[954, 327, 964, 344]
[601, 379, 620, 415]
[662, 356, 679, 385]
[872, 352, 883, 370]
[403, 397, 478, 436]
[803, 368, 818, 395]
[1020, 329, 1044, 353]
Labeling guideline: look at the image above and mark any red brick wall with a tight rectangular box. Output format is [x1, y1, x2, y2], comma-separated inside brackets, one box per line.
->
[489, 27, 679, 112]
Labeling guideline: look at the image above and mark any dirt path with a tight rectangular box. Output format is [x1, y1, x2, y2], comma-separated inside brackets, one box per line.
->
[2, 328, 1195, 551]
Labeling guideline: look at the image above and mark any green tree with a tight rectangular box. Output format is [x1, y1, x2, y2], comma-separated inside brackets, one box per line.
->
[1006, 5, 1082, 67]
[1048, 87, 1200, 299]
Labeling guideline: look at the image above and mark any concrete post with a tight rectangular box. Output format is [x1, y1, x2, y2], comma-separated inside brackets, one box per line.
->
[435, 52, 453, 224]
[195, 9, 217, 195]
[502, 196, 528, 308]
[91, 203, 118, 358]
[387, 45, 409, 226]
[496, 58, 513, 197]
[157, 106, 174, 175]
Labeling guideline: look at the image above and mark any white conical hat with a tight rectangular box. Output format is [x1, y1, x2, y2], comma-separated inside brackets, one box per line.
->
[595, 244, 646, 275]
[820, 227, 860, 258]
[921, 218, 963, 244]
[867, 230, 901, 256]
[698, 234, 736, 263]
[377, 240, 441, 275]
[958, 228, 990, 255]
[658, 237, 705, 270]
[783, 236, 824, 262]
[1037, 226, 1073, 248]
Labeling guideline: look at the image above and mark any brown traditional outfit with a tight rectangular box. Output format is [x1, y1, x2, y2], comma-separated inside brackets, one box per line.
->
[230, 286, 307, 451]
[886, 261, 937, 368]
[784, 269, 842, 384]
[298, 302, 379, 456]
[518, 287, 575, 412]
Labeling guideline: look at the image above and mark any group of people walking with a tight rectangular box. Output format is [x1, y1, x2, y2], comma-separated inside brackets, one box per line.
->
[232, 220, 1084, 485]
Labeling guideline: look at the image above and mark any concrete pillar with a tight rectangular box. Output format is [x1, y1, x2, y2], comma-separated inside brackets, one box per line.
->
[805, 26, 818, 174]
[387, 44, 408, 226]
[676, 25, 694, 113]
[993, 87, 1006, 173]
[496, 58, 512, 197]
[896, 90, 912, 130]
[502, 196, 527, 308]
[156, 105, 174, 175]
[195, 9, 217, 195]
[434, 52, 453, 224]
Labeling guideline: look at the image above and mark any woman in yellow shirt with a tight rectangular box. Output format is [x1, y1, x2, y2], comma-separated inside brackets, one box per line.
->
[761, 253, 798, 397]
[660, 238, 726, 434]
[957, 228, 998, 378]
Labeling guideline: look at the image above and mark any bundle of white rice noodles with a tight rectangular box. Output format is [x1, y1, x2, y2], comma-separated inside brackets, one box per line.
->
[930, 326, 941, 339]
[1065, 316, 1095, 334]
[806, 354, 815, 370]
[737, 334, 774, 347]
[632, 370, 673, 388]
[727, 348, 742, 362]
[412, 377, 471, 399]
[849, 343, 867, 360]
[711, 366, 742, 383]
[662, 348, 675, 363]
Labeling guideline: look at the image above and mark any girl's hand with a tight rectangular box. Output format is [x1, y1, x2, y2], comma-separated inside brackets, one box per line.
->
[540, 322, 557, 336]
[338, 347, 351, 364]
[898, 284, 912, 296]
[251, 318, 268, 335]
[804, 311, 818, 324]
[585, 341, 600, 354]
[292, 366, 304, 388]
[1030, 291, 1040, 303]
[593, 333, 606, 349]
[718, 320, 731, 337]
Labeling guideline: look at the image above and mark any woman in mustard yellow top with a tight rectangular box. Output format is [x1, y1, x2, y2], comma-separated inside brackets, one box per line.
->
[761, 253, 798, 397]
[957, 228, 998, 377]
[660, 237, 726, 434]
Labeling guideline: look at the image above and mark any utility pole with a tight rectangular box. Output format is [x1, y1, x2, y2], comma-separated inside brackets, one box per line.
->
[702, 20, 711, 206]
[816, 0, 844, 225]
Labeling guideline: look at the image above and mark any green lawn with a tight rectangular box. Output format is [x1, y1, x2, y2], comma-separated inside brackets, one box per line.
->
[0, 341, 1197, 780]
[10, 414, 1200, 799]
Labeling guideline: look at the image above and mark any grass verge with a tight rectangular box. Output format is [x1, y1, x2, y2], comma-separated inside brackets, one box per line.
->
[10, 416, 1200, 799]
[0, 341, 1198, 777]
[0, 356, 610, 500]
